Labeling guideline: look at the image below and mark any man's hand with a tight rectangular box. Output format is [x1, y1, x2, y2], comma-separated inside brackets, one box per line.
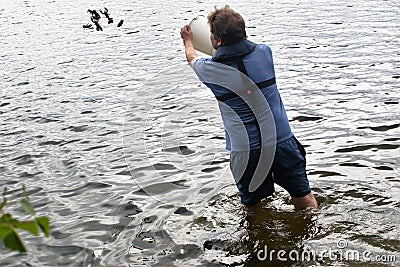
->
[180, 25, 198, 67]
[180, 25, 193, 43]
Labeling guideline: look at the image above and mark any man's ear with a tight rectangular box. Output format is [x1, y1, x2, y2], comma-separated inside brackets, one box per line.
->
[216, 38, 222, 47]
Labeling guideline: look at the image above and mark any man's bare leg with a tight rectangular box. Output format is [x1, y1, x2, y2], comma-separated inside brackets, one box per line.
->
[242, 201, 263, 224]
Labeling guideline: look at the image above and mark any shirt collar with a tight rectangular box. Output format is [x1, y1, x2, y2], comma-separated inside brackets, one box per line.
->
[212, 39, 257, 61]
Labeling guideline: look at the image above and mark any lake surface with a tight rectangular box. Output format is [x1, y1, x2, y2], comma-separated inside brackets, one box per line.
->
[1, 0, 399, 266]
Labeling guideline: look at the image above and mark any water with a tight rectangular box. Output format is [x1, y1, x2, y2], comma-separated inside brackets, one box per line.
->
[1, 0, 399, 266]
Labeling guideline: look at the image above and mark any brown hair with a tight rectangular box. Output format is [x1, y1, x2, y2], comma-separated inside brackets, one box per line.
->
[207, 5, 247, 45]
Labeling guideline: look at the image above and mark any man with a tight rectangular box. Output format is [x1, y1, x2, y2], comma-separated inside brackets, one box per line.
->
[180, 6, 318, 209]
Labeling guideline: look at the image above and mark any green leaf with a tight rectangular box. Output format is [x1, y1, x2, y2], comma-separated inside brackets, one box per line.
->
[0, 196, 7, 211]
[17, 221, 39, 236]
[22, 184, 28, 198]
[1, 213, 11, 221]
[35, 216, 50, 237]
[20, 198, 35, 215]
[1, 213, 20, 226]
[2, 187, 7, 196]
[4, 229, 27, 252]
[1, 186, 8, 212]
[1, 187, 8, 212]
[0, 224, 13, 240]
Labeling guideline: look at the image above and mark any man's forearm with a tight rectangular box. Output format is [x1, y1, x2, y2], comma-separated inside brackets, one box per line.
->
[183, 39, 198, 67]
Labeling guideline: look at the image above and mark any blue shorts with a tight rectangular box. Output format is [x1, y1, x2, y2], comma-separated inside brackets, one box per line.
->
[229, 136, 312, 206]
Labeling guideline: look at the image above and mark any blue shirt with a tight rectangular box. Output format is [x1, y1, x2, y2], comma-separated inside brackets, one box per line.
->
[193, 40, 293, 151]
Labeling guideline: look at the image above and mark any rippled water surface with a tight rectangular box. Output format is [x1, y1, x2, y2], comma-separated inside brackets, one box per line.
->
[1, 0, 399, 266]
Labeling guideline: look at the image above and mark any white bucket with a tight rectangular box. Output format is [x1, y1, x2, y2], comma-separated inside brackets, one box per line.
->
[189, 16, 216, 56]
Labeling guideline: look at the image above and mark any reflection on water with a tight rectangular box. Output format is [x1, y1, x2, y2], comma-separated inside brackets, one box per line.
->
[1, 0, 399, 266]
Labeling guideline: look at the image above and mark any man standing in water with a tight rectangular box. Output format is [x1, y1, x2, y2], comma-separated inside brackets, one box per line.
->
[180, 6, 318, 209]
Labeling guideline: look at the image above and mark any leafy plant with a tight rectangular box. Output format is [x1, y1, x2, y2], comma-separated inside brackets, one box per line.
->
[0, 185, 50, 252]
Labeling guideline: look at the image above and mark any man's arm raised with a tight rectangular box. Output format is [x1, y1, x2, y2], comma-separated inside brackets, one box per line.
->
[180, 25, 198, 67]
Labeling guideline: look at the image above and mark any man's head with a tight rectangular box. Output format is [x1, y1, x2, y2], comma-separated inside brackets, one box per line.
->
[207, 5, 247, 47]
